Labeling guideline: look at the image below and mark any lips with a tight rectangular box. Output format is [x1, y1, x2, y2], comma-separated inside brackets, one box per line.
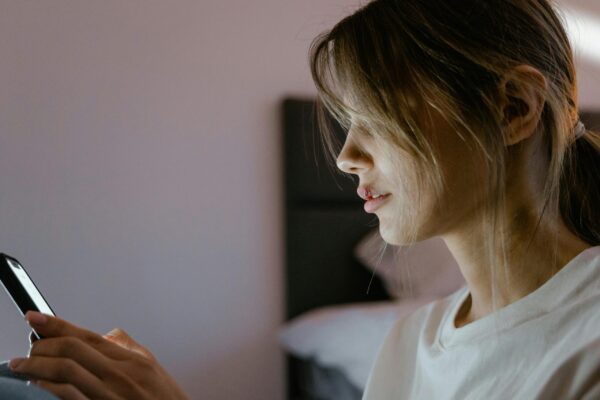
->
[357, 186, 392, 213]
[357, 186, 390, 201]
[364, 193, 391, 213]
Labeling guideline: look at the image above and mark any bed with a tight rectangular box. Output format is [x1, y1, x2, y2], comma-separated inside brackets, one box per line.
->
[278, 97, 600, 400]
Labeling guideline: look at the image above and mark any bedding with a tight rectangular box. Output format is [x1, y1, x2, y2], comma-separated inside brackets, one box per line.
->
[278, 297, 437, 391]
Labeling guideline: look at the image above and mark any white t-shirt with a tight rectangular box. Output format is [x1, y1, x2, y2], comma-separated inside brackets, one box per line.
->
[362, 245, 600, 400]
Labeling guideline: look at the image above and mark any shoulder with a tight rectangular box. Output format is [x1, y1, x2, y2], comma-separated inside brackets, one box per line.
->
[373, 289, 465, 364]
[386, 287, 467, 343]
[362, 289, 465, 399]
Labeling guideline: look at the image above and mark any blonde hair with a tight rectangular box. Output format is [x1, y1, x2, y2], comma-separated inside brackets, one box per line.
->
[310, 0, 600, 313]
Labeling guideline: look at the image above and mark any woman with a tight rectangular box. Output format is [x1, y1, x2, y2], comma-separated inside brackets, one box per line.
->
[6, 1, 600, 399]
[310, 0, 600, 399]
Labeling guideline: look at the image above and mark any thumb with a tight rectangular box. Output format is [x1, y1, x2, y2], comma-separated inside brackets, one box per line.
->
[103, 328, 155, 360]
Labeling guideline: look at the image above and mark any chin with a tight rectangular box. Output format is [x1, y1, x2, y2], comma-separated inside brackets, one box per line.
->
[378, 221, 431, 246]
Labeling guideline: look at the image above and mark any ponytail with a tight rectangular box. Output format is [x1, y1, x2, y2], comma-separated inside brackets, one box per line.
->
[559, 126, 600, 245]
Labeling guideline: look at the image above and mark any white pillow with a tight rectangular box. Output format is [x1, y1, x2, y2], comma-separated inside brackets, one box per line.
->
[354, 228, 465, 299]
[278, 298, 437, 390]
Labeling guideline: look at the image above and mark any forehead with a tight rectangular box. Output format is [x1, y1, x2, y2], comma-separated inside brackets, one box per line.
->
[342, 88, 421, 112]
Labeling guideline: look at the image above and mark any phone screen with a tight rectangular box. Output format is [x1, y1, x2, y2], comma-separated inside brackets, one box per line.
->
[3, 256, 55, 316]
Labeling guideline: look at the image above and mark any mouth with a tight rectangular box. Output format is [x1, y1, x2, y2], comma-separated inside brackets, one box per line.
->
[364, 194, 391, 213]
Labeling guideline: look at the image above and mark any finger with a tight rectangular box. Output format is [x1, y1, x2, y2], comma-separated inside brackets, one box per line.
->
[32, 380, 90, 400]
[25, 312, 103, 344]
[28, 337, 113, 378]
[25, 312, 132, 360]
[10, 356, 105, 399]
[103, 328, 155, 360]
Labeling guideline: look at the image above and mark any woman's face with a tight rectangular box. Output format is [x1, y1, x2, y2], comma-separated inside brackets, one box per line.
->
[336, 106, 486, 245]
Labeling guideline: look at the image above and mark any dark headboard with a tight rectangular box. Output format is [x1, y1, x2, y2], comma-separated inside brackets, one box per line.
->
[281, 97, 600, 399]
[282, 98, 391, 321]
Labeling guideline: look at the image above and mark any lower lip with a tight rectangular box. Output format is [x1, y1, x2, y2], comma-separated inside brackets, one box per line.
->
[364, 194, 391, 213]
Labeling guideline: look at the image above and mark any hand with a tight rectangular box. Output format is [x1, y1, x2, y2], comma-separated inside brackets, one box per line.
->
[28, 329, 148, 357]
[102, 328, 155, 360]
[11, 311, 189, 400]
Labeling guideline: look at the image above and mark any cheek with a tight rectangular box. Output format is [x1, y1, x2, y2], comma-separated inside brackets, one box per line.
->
[375, 110, 487, 241]
[378, 142, 480, 243]
[379, 164, 415, 208]
[378, 161, 435, 242]
[431, 136, 487, 232]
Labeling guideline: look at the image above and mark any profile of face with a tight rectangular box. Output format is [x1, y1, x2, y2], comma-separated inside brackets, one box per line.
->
[336, 104, 487, 246]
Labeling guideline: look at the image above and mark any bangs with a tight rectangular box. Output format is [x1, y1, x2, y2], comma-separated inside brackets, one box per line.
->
[309, 6, 440, 162]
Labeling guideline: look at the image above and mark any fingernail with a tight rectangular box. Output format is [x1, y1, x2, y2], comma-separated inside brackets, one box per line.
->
[9, 358, 25, 371]
[25, 311, 48, 326]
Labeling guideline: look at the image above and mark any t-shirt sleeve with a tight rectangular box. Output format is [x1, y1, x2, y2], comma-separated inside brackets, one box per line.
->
[535, 336, 600, 399]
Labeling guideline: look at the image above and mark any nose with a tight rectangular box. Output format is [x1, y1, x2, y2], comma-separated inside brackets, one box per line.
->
[335, 133, 373, 175]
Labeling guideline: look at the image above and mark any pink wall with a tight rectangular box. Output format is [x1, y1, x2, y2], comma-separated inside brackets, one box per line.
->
[562, 0, 600, 108]
[0, 1, 598, 399]
[0, 1, 358, 399]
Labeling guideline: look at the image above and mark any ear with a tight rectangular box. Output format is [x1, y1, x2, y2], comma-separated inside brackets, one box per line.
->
[498, 65, 547, 146]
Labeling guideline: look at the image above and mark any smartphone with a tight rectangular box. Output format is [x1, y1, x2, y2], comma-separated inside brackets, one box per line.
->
[0, 253, 55, 339]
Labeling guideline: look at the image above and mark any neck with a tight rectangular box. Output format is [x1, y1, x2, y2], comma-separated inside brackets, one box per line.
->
[443, 205, 591, 328]
[445, 127, 593, 327]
